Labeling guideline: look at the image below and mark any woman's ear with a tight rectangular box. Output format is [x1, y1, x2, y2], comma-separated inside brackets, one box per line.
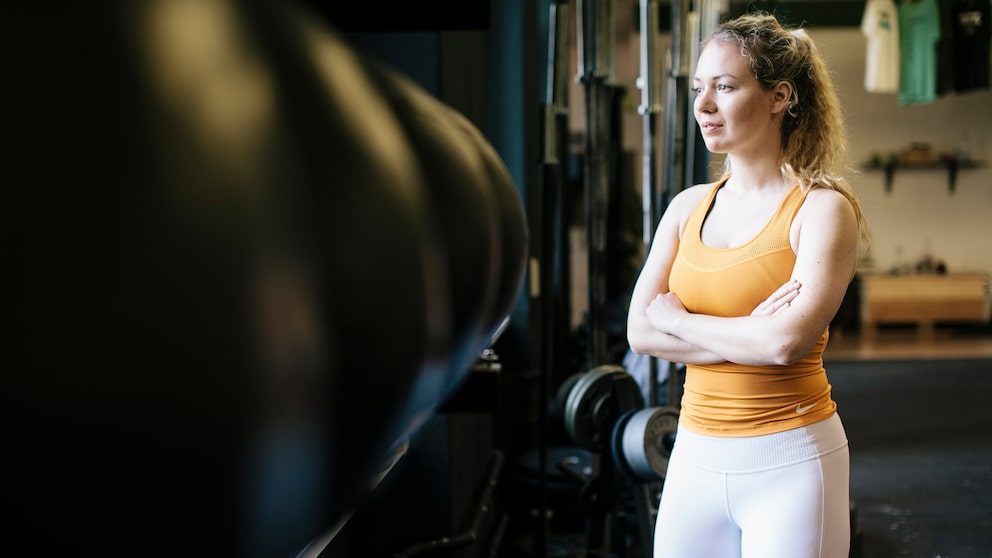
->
[771, 81, 793, 115]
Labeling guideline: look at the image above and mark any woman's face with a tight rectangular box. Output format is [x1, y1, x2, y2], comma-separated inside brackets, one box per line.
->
[692, 40, 783, 158]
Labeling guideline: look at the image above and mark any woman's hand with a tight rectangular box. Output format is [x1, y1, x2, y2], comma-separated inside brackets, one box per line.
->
[645, 292, 688, 334]
[751, 279, 802, 317]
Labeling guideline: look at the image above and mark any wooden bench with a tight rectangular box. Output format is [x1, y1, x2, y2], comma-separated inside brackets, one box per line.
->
[860, 273, 990, 339]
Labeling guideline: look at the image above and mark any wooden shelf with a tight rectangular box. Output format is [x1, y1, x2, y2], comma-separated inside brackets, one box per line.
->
[862, 159, 987, 194]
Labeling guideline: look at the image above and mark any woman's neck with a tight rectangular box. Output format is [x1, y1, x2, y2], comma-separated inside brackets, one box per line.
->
[724, 156, 788, 193]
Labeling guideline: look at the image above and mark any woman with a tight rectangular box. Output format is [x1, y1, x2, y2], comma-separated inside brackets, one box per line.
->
[626, 13, 868, 558]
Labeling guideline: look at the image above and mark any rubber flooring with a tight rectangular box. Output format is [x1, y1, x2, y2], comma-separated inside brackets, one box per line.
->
[828, 358, 992, 558]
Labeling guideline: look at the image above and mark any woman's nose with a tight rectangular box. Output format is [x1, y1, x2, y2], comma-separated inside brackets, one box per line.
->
[695, 91, 715, 113]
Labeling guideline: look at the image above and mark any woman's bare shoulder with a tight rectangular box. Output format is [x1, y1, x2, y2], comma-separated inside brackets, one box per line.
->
[669, 182, 716, 211]
[801, 186, 856, 220]
[658, 183, 719, 239]
[793, 186, 858, 250]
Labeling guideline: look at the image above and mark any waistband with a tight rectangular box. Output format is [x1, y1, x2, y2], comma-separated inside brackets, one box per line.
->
[673, 413, 848, 474]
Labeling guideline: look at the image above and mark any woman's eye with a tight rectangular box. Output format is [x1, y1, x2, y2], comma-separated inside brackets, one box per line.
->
[690, 86, 702, 94]
[717, 83, 732, 91]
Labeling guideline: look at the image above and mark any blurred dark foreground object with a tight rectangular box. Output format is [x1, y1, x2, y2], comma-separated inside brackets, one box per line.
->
[3, 1, 526, 556]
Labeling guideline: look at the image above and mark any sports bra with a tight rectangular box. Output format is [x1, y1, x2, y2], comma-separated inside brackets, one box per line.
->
[668, 179, 836, 437]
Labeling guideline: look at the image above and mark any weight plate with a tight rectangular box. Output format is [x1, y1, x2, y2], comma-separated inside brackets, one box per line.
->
[552, 372, 585, 421]
[609, 409, 638, 476]
[563, 365, 628, 452]
[618, 406, 679, 481]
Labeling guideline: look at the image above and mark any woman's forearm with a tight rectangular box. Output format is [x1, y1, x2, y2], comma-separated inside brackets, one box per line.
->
[627, 315, 726, 365]
[643, 280, 811, 367]
[662, 311, 802, 366]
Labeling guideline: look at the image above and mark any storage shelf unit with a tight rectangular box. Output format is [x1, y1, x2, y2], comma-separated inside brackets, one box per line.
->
[860, 273, 991, 339]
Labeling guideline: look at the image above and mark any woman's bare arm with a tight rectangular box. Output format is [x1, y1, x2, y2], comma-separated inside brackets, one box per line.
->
[626, 186, 726, 364]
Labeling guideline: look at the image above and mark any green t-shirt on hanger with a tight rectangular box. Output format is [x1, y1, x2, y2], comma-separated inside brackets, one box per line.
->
[898, 0, 942, 105]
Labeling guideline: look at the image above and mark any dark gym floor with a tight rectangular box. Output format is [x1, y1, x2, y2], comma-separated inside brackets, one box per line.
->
[828, 357, 992, 558]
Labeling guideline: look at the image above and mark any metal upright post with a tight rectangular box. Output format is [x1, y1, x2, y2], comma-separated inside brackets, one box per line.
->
[537, 3, 572, 557]
[662, 0, 691, 212]
[576, 2, 618, 555]
[637, 0, 664, 410]
[638, 0, 664, 243]
[661, 0, 696, 411]
[577, 0, 613, 371]
[633, 2, 666, 553]
[543, 1, 573, 386]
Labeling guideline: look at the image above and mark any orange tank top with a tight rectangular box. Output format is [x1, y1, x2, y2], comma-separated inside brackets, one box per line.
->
[669, 180, 836, 437]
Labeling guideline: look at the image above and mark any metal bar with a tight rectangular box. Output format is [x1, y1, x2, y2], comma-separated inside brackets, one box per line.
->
[537, 4, 572, 557]
[578, 0, 614, 368]
[576, 3, 618, 556]
[638, 0, 665, 407]
[639, 0, 665, 242]
[661, 0, 686, 218]
[682, 8, 701, 189]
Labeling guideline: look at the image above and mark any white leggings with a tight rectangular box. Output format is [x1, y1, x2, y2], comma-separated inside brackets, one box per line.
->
[653, 414, 850, 558]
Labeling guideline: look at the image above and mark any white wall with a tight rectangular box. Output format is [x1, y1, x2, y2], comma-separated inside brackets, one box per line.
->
[811, 28, 992, 275]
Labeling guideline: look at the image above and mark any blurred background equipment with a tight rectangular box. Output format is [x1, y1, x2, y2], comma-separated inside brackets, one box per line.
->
[6, 1, 525, 556]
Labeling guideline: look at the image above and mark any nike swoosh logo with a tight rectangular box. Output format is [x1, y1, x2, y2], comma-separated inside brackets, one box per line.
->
[796, 403, 815, 414]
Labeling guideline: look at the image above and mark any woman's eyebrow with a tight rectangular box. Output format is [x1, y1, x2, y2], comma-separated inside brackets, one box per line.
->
[692, 73, 738, 82]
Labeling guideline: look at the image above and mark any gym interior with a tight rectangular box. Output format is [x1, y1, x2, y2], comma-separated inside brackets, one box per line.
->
[7, 1, 991, 557]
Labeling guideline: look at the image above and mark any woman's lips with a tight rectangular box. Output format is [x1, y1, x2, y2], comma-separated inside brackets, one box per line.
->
[700, 121, 722, 134]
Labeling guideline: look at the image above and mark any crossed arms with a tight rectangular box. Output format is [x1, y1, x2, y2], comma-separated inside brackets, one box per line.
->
[626, 186, 858, 367]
